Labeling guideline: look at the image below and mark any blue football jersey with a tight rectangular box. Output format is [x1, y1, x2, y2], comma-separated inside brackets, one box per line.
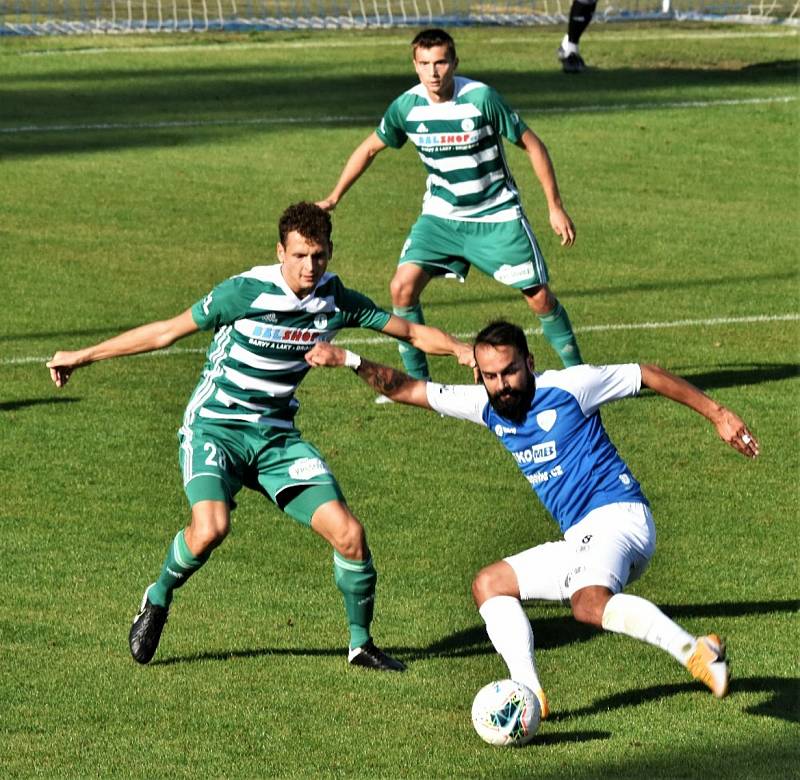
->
[426, 364, 649, 532]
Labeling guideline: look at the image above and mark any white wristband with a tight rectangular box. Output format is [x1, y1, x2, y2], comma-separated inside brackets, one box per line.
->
[343, 350, 362, 371]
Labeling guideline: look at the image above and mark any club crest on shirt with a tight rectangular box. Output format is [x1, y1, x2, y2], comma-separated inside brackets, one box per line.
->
[536, 409, 557, 432]
[314, 314, 328, 330]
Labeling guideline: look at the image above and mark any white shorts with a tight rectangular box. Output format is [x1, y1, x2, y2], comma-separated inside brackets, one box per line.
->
[505, 502, 656, 603]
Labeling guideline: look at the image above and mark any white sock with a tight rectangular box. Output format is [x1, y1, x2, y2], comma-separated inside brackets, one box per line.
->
[478, 595, 543, 692]
[601, 593, 696, 665]
[561, 35, 579, 56]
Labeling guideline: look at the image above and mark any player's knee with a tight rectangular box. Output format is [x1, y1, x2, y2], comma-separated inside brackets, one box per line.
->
[330, 515, 367, 560]
[570, 599, 596, 626]
[523, 285, 555, 315]
[472, 563, 516, 607]
[570, 587, 609, 627]
[389, 274, 419, 307]
[187, 512, 229, 554]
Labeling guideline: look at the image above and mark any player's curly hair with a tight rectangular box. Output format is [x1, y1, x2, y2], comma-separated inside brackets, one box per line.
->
[278, 202, 333, 248]
[474, 320, 530, 359]
[411, 28, 457, 60]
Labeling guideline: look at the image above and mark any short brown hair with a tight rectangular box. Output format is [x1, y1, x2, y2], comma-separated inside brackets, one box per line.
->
[278, 202, 333, 247]
[411, 28, 456, 60]
[475, 320, 530, 360]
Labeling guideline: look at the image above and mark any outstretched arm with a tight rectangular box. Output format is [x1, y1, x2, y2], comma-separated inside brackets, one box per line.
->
[47, 308, 199, 388]
[640, 364, 760, 459]
[380, 315, 475, 369]
[516, 128, 575, 247]
[316, 132, 388, 212]
[305, 342, 432, 408]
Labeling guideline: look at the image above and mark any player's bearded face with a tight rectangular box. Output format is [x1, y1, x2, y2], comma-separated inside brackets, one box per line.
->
[488, 373, 535, 422]
[476, 344, 535, 423]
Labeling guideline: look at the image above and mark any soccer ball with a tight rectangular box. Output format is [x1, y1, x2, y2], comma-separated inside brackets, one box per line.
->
[471, 679, 541, 747]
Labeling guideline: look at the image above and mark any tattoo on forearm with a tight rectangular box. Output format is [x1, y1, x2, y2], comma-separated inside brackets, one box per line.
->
[359, 361, 412, 396]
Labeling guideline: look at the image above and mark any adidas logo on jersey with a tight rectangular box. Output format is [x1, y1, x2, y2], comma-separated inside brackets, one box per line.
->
[416, 122, 429, 132]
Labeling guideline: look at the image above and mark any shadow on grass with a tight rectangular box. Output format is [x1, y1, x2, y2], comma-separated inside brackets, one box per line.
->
[534, 730, 611, 746]
[0, 397, 79, 411]
[153, 645, 346, 666]
[154, 599, 798, 722]
[555, 676, 799, 724]
[153, 646, 797, 723]
[664, 364, 800, 390]
[3, 59, 797, 157]
[416, 598, 799, 659]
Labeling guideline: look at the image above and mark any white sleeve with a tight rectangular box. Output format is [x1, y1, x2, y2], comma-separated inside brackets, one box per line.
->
[542, 364, 642, 417]
[425, 382, 489, 426]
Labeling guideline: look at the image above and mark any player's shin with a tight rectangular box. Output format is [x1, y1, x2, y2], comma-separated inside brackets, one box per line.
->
[393, 304, 431, 380]
[538, 301, 583, 367]
[568, 0, 597, 44]
[601, 593, 695, 664]
[333, 550, 377, 650]
[148, 529, 211, 608]
[479, 596, 545, 702]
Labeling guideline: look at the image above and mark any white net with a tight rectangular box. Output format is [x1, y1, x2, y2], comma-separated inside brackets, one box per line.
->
[1, 0, 797, 34]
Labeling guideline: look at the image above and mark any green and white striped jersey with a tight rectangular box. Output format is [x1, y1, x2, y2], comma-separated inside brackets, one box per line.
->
[184, 264, 390, 428]
[376, 76, 529, 223]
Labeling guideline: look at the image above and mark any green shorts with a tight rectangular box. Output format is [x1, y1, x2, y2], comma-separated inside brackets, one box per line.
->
[398, 214, 549, 290]
[178, 419, 344, 526]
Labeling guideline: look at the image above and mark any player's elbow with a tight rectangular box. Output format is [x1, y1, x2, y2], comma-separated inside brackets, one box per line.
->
[361, 133, 385, 160]
[387, 383, 431, 410]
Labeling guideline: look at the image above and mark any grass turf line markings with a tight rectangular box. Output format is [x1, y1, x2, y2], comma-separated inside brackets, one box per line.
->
[10, 313, 799, 367]
[0, 95, 795, 136]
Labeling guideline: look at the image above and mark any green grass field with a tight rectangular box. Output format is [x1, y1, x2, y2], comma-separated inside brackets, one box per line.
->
[2, 22, 799, 779]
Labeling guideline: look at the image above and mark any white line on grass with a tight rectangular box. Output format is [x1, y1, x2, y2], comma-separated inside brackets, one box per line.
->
[9, 313, 798, 367]
[11, 28, 798, 57]
[0, 114, 370, 135]
[540, 94, 796, 114]
[487, 29, 799, 44]
[1, 95, 794, 136]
